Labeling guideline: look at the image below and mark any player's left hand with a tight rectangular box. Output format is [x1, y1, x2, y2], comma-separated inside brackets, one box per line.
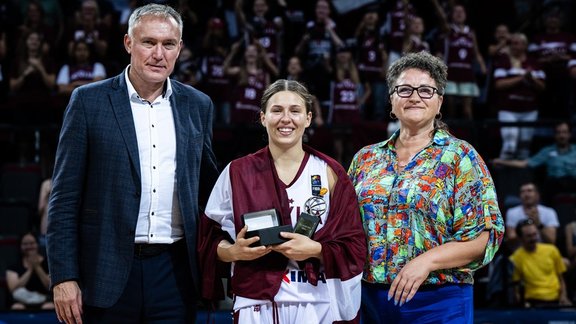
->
[270, 232, 322, 261]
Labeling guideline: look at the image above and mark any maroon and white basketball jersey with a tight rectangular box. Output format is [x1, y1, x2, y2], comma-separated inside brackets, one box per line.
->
[201, 54, 229, 86]
[383, 1, 414, 53]
[303, 20, 337, 66]
[200, 54, 230, 100]
[234, 154, 331, 310]
[253, 17, 282, 67]
[442, 24, 476, 83]
[492, 55, 545, 112]
[528, 32, 576, 78]
[231, 71, 266, 124]
[357, 30, 386, 82]
[329, 78, 361, 125]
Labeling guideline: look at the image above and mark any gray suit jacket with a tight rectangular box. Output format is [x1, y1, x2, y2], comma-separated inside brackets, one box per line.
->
[47, 71, 219, 307]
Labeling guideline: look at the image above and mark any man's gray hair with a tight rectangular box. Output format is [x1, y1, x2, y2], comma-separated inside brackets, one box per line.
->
[387, 51, 448, 96]
[127, 4, 183, 39]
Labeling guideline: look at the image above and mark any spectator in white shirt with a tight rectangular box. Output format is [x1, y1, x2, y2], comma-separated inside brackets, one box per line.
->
[56, 39, 105, 95]
[505, 182, 559, 247]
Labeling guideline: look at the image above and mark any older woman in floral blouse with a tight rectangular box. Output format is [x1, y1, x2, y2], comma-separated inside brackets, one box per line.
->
[348, 51, 504, 323]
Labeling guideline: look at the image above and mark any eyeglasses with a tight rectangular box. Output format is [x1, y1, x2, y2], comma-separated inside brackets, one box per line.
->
[391, 85, 441, 99]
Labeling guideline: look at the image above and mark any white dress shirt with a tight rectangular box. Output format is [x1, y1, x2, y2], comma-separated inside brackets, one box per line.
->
[125, 67, 183, 243]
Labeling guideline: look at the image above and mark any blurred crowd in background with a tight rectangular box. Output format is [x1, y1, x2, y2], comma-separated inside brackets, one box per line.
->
[1, 0, 576, 312]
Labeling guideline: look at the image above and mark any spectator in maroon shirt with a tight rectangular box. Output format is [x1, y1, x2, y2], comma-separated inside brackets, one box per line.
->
[354, 6, 388, 121]
[492, 33, 545, 160]
[527, 10, 576, 119]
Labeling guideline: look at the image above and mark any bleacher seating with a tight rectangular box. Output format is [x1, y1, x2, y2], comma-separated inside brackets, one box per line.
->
[0, 163, 42, 239]
[0, 203, 32, 237]
[0, 164, 42, 208]
[0, 237, 20, 311]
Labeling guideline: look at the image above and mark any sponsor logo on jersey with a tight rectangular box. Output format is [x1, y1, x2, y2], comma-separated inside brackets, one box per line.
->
[284, 270, 327, 284]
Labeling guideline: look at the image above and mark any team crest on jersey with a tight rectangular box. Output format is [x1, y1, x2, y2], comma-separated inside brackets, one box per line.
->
[304, 196, 327, 217]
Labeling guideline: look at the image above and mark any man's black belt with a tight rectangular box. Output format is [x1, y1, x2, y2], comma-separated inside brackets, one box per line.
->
[134, 243, 171, 259]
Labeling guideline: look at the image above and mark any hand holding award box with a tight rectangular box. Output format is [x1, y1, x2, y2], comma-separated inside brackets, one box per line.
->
[242, 208, 321, 246]
[242, 209, 292, 246]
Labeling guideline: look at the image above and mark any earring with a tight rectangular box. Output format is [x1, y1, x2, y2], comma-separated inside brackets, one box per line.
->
[389, 112, 397, 120]
[435, 112, 442, 119]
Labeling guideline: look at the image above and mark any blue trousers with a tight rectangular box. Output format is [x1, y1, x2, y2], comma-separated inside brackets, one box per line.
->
[361, 282, 473, 324]
[84, 241, 196, 323]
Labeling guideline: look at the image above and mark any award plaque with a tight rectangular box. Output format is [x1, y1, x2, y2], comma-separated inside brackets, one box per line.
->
[293, 212, 320, 238]
[242, 209, 292, 246]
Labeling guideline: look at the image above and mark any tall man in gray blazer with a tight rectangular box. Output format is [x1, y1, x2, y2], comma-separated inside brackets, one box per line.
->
[46, 4, 219, 323]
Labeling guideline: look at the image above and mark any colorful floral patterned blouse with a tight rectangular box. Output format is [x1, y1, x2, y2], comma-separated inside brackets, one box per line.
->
[348, 129, 504, 285]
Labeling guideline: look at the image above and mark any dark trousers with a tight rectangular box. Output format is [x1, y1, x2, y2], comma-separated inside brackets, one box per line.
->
[84, 241, 197, 323]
